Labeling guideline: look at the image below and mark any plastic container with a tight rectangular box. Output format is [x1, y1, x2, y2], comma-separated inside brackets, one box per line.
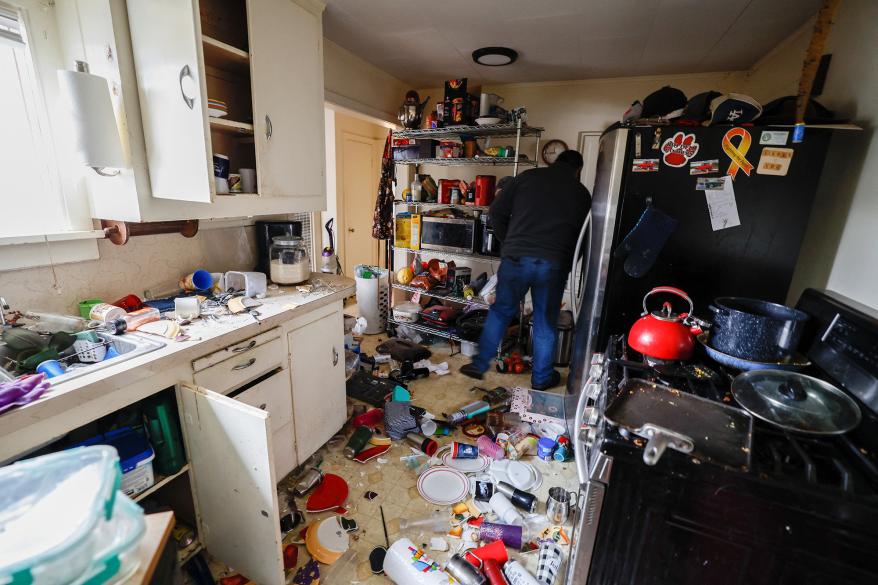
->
[70, 494, 146, 585]
[0, 446, 121, 585]
[398, 511, 449, 533]
[79, 299, 104, 319]
[121, 307, 160, 332]
[90, 303, 126, 323]
[269, 235, 311, 284]
[392, 301, 421, 324]
[76, 428, 156, 497]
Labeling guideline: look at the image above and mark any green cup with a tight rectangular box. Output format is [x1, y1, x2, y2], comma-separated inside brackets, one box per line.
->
[78, 299, 104, 319]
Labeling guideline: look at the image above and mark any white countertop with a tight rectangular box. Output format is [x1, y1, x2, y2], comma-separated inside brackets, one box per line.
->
[0, 273, 356, 462]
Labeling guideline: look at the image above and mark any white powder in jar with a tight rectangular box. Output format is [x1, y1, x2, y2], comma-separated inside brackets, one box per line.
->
[270, 258, 310, 284]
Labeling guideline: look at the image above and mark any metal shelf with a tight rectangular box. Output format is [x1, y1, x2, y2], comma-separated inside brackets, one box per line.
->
[387, 317, 466, 342]
[395, 156, 536, 167]
[394, 201, 490, 212]
[392, 283, 490, 309]
[392, 122, 544, 140]
[392, 246, 501, 263]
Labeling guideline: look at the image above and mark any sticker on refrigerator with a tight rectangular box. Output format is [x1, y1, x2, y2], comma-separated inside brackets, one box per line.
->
[661, 132, 700, 167]
[721, 127, 754, 180]
[756, 147, 794, 176]
[759, 130, 789, 146]
[695, 177, 726, 190]
[632, 158, 659, 172]
[689, 159, 719, 175]
[704, 176, 741, 231]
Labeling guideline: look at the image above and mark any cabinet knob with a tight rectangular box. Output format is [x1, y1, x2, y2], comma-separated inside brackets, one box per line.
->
[332, 347, 339, 367]
[265, 114, 273, 140]
[347, 228, 355, 233]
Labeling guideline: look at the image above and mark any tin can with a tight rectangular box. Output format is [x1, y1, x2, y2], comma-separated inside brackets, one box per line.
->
[344, 426, 373, 459]
[451, 441, 479, 459]
[450, 187, 461, 205]
[503, 560, 540, 585]
[445, 554, 486, 585]
[479, 521, 523, 549]
[553, 436, 572, 462]
[473, 480, 494, 502]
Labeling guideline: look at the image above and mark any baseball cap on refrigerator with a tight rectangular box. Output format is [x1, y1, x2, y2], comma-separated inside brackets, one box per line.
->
[641, 86, 687, 118]
[708, 93, 762, 125]
[678, 91, 722, 125]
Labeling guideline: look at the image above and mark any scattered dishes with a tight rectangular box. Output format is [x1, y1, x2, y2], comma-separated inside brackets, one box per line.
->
[417, 466, 469, 505]
[305, 516, 349, 564]
[354, 445, 390, 464]
[698, 333, 811, 372]
[440, 452, 490, 473]
[207, 98, 228, 118]
[306, 473, 349, 512]
[475, 117, 503, 126]
[489, 459, 542, 492]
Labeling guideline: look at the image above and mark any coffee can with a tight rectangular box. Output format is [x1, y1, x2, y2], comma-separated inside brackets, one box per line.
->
[451, 441, 479, 459]
[445, 554, 486, 585]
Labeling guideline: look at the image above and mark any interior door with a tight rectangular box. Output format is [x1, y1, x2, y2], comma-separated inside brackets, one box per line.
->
[340, 133, 382, 275]
[287, 307, 346, 462]
[177, 383, 284, 585]
[126, 0, 213, 202]
[248, 0, 325, 198]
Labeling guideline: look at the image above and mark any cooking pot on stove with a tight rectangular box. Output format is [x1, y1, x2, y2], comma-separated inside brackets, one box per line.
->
[628, 287, 702, 361]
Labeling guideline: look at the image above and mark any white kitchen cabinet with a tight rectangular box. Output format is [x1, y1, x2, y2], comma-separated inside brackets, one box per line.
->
[248, 0, 325, 198]
[64, 0, 326, 222]
[177, 383, 286, 585]
[287, 301, 347, 462]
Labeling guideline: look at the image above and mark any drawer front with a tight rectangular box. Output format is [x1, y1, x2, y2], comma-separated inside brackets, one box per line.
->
[192, 328, 281, 373]
[272, 422, 296, 480]
[193, 337, 285, 395]
[234, 369, 293, 431]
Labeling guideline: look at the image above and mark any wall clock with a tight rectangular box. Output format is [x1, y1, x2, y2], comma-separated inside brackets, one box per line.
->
[541, 139, 568, 165]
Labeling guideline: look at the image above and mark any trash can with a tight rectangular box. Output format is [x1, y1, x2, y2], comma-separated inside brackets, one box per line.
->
[527, 310, 575, 367]
[354, 265, 389, 334]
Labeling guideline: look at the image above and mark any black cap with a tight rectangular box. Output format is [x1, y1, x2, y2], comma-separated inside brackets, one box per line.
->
[641, 86, 687, 118]
[679, 90, 722, 125]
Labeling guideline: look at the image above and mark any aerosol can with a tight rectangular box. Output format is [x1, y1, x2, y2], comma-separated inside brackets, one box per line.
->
[321, 218, 339, 274]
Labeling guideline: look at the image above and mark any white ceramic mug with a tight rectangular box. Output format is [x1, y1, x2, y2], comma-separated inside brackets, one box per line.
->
[383, 538, 455, 585]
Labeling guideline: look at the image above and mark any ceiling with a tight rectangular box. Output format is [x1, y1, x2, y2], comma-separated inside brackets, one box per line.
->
[322, 0, 821, 88]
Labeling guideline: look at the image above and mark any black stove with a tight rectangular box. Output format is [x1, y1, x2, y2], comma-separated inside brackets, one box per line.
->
[567, 289, 878, 585]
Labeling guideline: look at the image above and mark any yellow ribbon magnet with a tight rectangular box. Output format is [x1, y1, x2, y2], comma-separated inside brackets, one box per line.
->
[722, 128, 754, 179]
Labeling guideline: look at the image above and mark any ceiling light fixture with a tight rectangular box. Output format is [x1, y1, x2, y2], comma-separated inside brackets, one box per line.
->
[472, 46, 518, 67]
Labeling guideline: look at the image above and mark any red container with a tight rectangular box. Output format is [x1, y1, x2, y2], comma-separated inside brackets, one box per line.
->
[474, 175, 496, 207]
[111, 294, 143, 312]
[439, 179, 457, 204]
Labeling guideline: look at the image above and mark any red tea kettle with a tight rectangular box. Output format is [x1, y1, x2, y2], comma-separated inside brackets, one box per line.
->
[628, 287, 701, 361]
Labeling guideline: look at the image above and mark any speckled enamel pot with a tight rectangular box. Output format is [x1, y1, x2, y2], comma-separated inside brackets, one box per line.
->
[709, 297, 809, 362]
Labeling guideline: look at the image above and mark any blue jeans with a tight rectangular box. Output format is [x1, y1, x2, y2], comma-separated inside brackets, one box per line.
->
[472, 256, 567, 385]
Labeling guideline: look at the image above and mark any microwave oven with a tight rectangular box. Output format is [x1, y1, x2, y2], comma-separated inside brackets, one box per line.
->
[420, 216, 477, 254]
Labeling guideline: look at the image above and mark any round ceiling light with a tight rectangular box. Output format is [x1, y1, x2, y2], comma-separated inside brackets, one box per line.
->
[472, 46, 518, 67]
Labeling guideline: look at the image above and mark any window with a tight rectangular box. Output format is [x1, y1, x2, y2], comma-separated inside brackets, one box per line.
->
[0, 1, 72, 237]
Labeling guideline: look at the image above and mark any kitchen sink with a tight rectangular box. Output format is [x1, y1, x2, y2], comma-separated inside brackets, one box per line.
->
[43, 332, 166, 385]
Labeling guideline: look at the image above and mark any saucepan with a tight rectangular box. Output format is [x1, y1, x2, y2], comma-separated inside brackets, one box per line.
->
[708, 297, 808, 362]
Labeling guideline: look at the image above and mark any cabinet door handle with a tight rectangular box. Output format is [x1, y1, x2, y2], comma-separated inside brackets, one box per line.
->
[232, 340, 256, 353]
[178, 64, 195, 110]
[232, 357, 256, 371]
[258, 403, 267, 411]
[265, 114, 273, 140]
[332, 347, 339, 367]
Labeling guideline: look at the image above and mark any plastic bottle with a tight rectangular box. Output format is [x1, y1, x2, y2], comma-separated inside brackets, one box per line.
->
[120, 307, 160, 331]
[398, 511, 449, 533]
[410, 175, 423, 202]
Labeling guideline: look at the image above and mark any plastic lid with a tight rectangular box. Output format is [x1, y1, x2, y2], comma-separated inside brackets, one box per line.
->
[731, 371, 861, 435]
[0, 446, 121, 580]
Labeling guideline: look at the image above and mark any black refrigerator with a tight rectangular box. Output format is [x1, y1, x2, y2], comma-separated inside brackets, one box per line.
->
[565, 124, 833, 411]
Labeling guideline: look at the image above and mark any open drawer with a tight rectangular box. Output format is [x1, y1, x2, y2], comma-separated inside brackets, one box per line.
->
[177, 383, 287, 585]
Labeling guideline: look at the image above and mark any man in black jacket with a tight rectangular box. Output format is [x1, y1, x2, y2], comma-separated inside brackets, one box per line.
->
[461, 150, 591, 389]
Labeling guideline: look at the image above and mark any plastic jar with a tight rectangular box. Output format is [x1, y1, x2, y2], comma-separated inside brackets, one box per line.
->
[269, 236, 311, 284]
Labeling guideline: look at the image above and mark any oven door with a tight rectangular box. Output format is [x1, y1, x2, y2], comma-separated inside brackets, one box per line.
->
[566, 480, 606, 584]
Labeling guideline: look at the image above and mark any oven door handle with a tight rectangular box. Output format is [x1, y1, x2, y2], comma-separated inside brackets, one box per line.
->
[574, 377, 592, 484]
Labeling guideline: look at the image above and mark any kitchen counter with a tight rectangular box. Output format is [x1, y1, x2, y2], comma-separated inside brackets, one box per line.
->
[0, 273, 355, 463]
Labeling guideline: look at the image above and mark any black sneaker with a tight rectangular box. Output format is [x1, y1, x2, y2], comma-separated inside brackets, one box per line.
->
[532, 370, 561, 390]
[460, 362, 484, 380]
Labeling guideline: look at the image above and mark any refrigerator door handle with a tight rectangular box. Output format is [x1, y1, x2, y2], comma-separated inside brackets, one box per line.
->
[570, 211, 592, 323]
[573, 374, 593, 484]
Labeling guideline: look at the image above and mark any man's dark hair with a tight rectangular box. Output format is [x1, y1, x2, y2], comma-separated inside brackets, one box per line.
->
[554, 150, 584, 169]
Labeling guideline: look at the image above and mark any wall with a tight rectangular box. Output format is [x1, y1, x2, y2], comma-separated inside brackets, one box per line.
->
[742, 0, 878, 309]
[323, 38, 410, 123]
[0, 226, 257, 315]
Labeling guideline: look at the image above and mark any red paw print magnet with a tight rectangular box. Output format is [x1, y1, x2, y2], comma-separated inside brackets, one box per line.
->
[661, 132, 699, 167]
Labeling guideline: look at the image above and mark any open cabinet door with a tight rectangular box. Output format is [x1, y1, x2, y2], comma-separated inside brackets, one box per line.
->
[126, 0, 213, 202]
[178, 383, 284, 585]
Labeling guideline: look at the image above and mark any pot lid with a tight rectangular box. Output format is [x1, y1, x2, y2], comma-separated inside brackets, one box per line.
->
[731, 371, 861, 435]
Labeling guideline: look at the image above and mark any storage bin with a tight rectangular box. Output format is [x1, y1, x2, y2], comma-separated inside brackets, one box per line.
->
[70, 494, 146, 585]
[355, 265, 390, 335]
[75, 427, 156, 498]
[392, 139, 434, 161]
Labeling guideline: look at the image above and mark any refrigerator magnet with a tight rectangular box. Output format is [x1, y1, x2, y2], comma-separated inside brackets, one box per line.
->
[689, 159, 719, 175]
[632, 158, 659, 172]
[721, 128, 754, 179]
[759, 130, 789, 146]
[661, 131, 700, 167]
[756, 147, 794, 176]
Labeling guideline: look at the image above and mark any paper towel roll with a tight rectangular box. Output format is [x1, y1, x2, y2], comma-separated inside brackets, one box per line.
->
[57, 67, 124, 169]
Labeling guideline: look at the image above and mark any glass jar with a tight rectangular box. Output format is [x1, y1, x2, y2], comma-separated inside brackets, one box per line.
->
[269, 236, 311, 284]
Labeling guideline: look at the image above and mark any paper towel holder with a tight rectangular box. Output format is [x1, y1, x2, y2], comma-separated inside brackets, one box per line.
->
[59, 60, 124, 177]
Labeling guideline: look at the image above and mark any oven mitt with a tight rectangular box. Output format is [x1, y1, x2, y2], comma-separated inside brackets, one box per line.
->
[613, 205, 678, 278]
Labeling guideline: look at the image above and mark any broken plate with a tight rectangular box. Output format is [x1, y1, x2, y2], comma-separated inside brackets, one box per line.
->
[305, 516, 349, 564]
[306, 473, 349, 512]
[440, 452, 490, 473]
[353, 444, 391, 464]
[417, 466, 469, 505]
[489, 460, 542, 492]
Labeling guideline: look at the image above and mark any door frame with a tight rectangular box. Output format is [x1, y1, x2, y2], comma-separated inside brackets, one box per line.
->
[336, 131, 384, 274]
